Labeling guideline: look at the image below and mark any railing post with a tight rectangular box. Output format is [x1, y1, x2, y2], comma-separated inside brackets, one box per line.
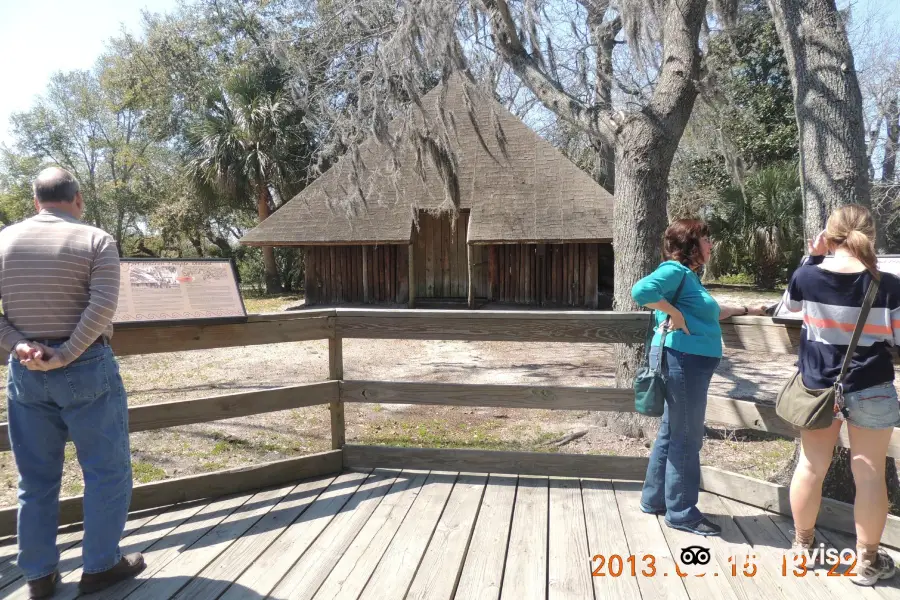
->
[329, 335, 345, 449]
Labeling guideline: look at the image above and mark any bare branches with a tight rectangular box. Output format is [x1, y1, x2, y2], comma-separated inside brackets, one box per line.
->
[479, 0, 617, 145]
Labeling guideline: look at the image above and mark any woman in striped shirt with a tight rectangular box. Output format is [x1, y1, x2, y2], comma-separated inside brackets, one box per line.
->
[784, 204, 900, 586]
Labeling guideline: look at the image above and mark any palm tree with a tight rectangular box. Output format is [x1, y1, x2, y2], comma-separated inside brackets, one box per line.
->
[708, 164, 804, 288]
[187, 64, 311, 293]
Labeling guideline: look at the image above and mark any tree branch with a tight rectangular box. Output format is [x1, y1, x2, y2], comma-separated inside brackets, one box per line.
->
[479, 0, 617, 145]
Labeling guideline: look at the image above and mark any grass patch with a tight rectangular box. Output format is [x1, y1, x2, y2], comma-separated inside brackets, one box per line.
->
[132, 460, 167, 484]
[63, 481, 84, 497]
[712, 273, 756, 286]
[242, 293, 303, 314]
[64, 444, 77, 462]
[358, 418, 559, 452]
[200, 460, 229, 472]
[211, 436, 252, 455]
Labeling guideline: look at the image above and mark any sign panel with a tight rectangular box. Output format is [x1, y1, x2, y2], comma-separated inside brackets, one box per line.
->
[771, 255, 900, 324]
[114, 259, 247, 326]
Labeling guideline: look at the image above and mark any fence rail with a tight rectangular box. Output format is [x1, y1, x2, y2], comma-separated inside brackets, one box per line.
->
[1, 308, 898, 537]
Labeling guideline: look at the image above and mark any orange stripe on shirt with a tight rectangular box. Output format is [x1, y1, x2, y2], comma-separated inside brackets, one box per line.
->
[804, 314, 893, 336]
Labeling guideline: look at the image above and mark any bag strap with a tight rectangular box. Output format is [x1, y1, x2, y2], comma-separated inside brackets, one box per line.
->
[836, 275, 881, 384]
[671, 273, 688, 305]
[655, 272, 688, 368]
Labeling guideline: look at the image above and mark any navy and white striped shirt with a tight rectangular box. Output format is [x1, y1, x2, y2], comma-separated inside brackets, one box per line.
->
[784, 255, 900, 392]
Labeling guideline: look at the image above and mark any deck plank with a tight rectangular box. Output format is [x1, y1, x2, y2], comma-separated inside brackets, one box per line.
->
[775, 515, 894, 600]
[694, 492, 790, 600]
[3, 506, 170, 600]
[817, 527, 900, 599]
[720, 497, 844, 600]
[312, 470, 429, 600]
[0, 529, 84, 593]
[169, 475, 340, 600]
[126, 483, 296, 600]
[357, 471, 458, 600]
[547, 478, 593, 600]
[265, 470, 400, 600]
[454, 474, 517, 600]
[581, 479, 641, 600]
[83, 493, 253, 600]
[219, 470, 370, 599]
[656, 504, 740, 600]
[405, 473, 488, 600]
[500, 475, 549, 600]
[612, 481, 690, 600]
[0, 542, 15, 566]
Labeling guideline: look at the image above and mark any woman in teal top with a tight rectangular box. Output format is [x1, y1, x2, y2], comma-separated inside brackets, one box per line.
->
[632, 219, 768, 536]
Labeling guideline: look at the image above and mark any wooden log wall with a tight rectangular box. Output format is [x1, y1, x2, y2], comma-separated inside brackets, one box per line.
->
[305, 245, 408, 305]
[486, 243, 605, 308]
[413, 212, 486, 299]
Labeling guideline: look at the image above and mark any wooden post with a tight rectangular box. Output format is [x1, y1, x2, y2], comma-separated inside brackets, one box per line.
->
[408, 243, 416, 308]
[467, 243, 475, 308]
[328, 337, 345, 449]
[362, 246, 369, 304]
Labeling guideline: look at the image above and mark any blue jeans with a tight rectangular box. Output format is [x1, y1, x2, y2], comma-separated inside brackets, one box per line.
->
[7, 342, 131, 581]
[640, 347, 719, 526]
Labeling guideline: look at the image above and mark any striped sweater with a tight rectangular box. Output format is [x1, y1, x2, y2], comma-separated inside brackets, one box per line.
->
[0, 209, 120, 364]
[783, 255, 900, 392]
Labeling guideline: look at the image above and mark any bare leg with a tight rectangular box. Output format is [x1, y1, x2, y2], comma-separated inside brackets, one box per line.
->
[848, 423, 893, 554]
[790, 420, 842, 537]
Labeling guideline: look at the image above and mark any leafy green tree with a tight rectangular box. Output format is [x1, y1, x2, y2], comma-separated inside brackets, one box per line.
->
[186, 64, 313, 293]
[708, 163, 804, 288]
[0, 151, 41, 226]
[704, 0, 798, 169]
[7, 68, 162, 247]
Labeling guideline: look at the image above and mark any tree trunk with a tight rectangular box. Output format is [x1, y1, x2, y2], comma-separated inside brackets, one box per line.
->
[207, 234, 233, 257]
[767, 0, 870, 240]
[883, 95, 899, 182]
[258, 185, 283, 294]
[767, 0, 900, 514]
[190, 237, 204, 257]
[585, 2, 620, 193]
[606, 0, 707, 438]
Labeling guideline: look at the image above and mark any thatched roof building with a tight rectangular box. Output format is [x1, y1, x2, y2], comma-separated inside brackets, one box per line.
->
[241, 74, 616, 308]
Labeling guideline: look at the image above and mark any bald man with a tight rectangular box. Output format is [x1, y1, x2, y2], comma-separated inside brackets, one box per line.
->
[0, 167, 144, 598]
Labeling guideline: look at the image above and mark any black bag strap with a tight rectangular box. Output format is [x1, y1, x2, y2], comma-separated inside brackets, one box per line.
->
[836, 275, 881, 384]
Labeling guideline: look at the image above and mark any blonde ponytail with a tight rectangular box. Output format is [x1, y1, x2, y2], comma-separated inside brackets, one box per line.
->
[824, 204, 880, 280]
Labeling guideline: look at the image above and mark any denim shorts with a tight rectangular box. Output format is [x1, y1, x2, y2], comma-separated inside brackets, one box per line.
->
[844, 382, 900, 429]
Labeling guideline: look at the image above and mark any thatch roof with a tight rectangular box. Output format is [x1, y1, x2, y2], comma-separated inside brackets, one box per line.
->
[240, 74, 615, 246]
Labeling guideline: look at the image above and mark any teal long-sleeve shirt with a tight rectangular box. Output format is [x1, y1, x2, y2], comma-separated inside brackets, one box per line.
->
[631, 261, 723, 358]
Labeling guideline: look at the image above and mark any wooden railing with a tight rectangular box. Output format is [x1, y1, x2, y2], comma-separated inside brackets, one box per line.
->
[0, 308, 898, 543]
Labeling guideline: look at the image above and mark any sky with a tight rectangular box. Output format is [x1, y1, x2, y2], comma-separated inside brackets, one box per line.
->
[0, 0, 181, 145]
[0, 0, 898, 147]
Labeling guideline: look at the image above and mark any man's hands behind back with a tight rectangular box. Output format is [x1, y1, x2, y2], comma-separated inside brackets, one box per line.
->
[15, 341, 65, 371]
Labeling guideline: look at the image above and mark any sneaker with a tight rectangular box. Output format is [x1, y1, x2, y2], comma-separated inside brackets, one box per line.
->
[666, 517, 722, 537]
[853, 550, 896, 586]
[78, 553, 146, 594]
[27, 570, 59, 599]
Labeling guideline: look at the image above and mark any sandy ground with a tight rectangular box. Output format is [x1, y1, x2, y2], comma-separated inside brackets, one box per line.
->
[0, 287, 841, 508]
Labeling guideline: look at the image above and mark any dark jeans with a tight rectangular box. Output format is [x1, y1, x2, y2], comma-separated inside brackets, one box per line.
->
[7, 343, 131, 580]
[640, 347, 719, 526]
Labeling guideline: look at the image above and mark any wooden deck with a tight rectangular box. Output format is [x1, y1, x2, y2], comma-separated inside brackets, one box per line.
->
[2, 469, 899, 600]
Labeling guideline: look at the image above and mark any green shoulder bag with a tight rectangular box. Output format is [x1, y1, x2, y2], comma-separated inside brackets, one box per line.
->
[775, 276, 880, 430]
[633, 273, 687, 417]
